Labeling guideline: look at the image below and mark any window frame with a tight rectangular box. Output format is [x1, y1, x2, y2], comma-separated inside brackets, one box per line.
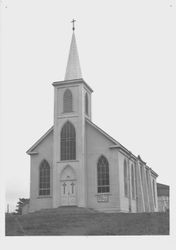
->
[60, 121, 76, 161]
[131, 163, 136, 200]
[124, 159, 128, 197]
[39, 160, 50, 196]
[152, 179, 156, 207]
[97, 155, 110, 193]
[85, 92, 89, 115]
[63, 89, 73, 113]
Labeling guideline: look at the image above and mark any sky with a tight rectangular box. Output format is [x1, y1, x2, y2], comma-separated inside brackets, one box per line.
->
[1, 0, 176, 214]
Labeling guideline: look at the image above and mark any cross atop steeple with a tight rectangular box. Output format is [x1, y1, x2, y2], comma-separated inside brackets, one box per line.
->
[64, 21, 82, 80]
[71, 19, 76, 31]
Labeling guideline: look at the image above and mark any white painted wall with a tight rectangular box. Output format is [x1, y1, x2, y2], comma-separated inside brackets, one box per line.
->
[29, 131, 53, 212]
[53, 80, 91, 208]
[85, 122, 121, 212]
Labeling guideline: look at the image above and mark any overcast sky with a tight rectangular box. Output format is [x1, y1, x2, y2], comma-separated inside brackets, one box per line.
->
[1, 0, 176, 213]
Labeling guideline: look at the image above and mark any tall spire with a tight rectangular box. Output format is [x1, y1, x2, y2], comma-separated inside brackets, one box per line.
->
[64, 20, 82, 80]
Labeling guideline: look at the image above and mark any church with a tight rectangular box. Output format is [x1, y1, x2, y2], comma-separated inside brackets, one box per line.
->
[26, 23, 158, 213]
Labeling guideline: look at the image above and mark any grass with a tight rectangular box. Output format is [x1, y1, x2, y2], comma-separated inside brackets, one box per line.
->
[5, 207, 169, 236]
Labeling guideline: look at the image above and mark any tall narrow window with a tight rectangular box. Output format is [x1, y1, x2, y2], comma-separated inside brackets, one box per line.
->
[131, 164, 135, 199]
[97, 155, 110, 193]
[85, 92, 88, 115]
[153, 179, 156, 207]
[61, 121, 76, 160]
[146, 169, 150, 190]
[63, 89, 72, 113]
[39, 160, 50, 196]
[134, 164, 137, 198]
[140, 164, 144, 189]
[124, 159, 128, 197]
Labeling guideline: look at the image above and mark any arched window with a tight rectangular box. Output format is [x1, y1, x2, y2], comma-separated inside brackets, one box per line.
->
[61, 121, 76, 160]
[97, 155, 110, 193]
[140, 164, 144, 189]
[124, 159, 128, 197]
[63, 89, 72, 113]
[131, 164, 135, 199]
[152, 179, 156, 207]
[39, 160, 50, 196]
[146, 169, 150, 189]
[85, 92, 88, 115]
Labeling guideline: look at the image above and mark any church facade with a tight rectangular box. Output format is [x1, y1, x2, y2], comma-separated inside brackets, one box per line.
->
[27, 29, 158, 213]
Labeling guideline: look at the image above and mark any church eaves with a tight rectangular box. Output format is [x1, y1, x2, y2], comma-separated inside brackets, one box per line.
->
[26, 126, 53, 155]
[64, 31, 82, 80]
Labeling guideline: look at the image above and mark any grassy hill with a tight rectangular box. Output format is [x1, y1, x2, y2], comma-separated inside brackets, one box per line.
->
[6, 207, 169, 236]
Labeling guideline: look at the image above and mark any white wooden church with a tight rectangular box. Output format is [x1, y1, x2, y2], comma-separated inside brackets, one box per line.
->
[26, 25, 158, 213]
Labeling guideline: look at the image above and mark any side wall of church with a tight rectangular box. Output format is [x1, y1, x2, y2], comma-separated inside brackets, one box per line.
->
[85, 122, 121, 212]
[118, 153, 137, 212]
[29, 131, 53, 212]
[151, 173, 158, 212]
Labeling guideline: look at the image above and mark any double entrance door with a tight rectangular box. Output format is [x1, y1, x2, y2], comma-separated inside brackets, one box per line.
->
[61, 180, 76, 206]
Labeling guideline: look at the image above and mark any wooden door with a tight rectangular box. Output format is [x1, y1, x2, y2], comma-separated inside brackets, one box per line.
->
[61, 180, 76, 206]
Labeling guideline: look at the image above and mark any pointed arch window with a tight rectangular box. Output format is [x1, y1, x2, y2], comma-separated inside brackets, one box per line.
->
[39, 160, 50, 196]
[124, 159, 128, 197]
[85, 92, 88, 115]
[61, 121, 76, 160]
[140, 164, 144, 190]
[97, 156, 110, 193]
[131, 164, 135, 199]
[63, 89, 73, 113]
[152, 179, 156, 207]
[146, 169, 150, 191]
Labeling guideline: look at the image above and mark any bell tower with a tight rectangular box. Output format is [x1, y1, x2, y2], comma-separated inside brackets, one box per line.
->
[52, 21, 93, 208]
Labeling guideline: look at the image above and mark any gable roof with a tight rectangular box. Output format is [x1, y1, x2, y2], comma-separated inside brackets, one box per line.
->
[86, 119, 136, 160]
[26, 119, 158, 177]
[26, 126, 53, 155]
[25, 120, 142, 161]
[86, 119, 119, 145]
[26, 120, 128, 156]
[86, 119, 158, 177]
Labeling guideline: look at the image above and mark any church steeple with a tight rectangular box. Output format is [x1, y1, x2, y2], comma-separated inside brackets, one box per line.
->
[64, 21, 82, 81]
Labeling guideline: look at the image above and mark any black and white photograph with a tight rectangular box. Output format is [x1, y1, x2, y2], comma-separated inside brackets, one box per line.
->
[1, 0, 176, 248]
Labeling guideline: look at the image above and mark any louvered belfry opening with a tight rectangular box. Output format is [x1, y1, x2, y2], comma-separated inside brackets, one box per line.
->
[63, 89, 73, 113]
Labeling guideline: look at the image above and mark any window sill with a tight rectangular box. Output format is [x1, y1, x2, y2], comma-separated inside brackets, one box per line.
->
[58, 114, 78, 119]
[57, 160, 79, 163]
[37, 196, 52, 199]
[95, 193, 111, 202]
[62, 111, 73, 114]
[95, 193, 112, 196]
